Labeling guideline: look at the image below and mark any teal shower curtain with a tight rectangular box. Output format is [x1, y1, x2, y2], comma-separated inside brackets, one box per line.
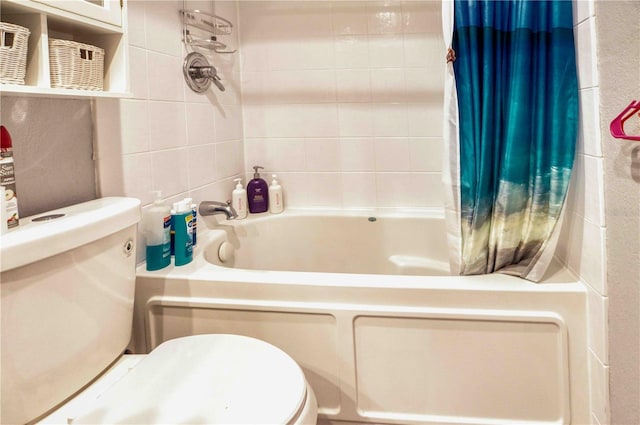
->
[443, 0, 578, 281]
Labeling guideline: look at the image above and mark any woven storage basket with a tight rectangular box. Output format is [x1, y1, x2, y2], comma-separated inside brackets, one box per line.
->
[0, 22, 30, 85]
[49, 39, 104, 90]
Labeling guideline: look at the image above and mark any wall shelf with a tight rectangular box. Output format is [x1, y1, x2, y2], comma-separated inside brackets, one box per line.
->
[1, 0, 130, 99]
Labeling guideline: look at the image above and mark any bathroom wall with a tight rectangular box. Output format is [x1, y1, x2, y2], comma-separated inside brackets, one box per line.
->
[95, 0, 244, 212]
[4, 2, 636, 422]
[238, 1, 444, 209]
[556, 2, 609, 424]
[559, 1, 640, 424]
[0, 97, 96, 217]
[595, 2, 640, 424]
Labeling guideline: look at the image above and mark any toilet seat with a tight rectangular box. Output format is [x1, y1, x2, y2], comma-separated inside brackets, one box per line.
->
[44, 335, 310, 424]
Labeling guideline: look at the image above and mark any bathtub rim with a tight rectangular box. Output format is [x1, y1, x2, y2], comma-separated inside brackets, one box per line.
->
[137, 208, 583, 292]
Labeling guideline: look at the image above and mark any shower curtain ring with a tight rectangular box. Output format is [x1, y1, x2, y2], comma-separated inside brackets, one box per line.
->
[446, 47, 456, 63]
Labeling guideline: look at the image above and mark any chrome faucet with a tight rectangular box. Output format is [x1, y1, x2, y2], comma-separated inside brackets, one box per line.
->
[199, 201, 238, 220]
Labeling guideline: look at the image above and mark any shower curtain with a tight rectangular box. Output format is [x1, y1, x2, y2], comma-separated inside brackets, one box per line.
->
[442, 0, 578, 281]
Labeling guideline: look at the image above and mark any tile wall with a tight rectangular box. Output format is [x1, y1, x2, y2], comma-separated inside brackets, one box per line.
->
[556, 1, 608, 424]
[238, 1, 445, 209]
[95, 0, 243, 212]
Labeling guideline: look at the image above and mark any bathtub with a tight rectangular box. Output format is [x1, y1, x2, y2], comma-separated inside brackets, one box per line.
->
[132, 209, 590, 425]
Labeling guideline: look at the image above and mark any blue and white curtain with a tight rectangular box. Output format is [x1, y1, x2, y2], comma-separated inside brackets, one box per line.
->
[443, 0, 579, 281]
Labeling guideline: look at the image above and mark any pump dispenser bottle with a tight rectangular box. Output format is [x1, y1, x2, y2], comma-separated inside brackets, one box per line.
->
[247, 165, 269, 213]
[232, 178, 248, 219]
[269, 174, 284, 214]
[142, 191, 171, 271]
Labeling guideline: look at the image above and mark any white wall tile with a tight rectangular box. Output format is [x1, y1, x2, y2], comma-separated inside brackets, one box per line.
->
[375, 172, 413, 207]
[372, 103, 408, 137]
[126, 0, 147, 48]
[151, 148, 189, 197]
[575, 18, 599, 89]
[188, 144, 216, 188]
[336, 69, 372, 103]
[401, 1, 442, 34]
[577, 87, 602, 157]
[183, 81, 216, 105]
[367, 1, 403, 35]
[412, 172, 445, 207]
[409, 138, 443, 172]
[215, 104, 243, 142]
[403, 34, 441, 68]
[120, 100, 150, 154]
[147, 52, 184, 102]
[405, 68, 444, 102]
[238, 40, 271, 73]
[143, 0, 182, 56]
[304, 173, 343, 207]
[339, 138, 375, 171]
[573, 0, 594, 25]
[245, 104, 339, 138]
[214, 140, 244, 180]
[588, 285, 609, 364]
[408, 102, 443, 137]
[128, 46, 149, 100]
[269, 38, 335, 71]
[122, 153, 153, 204]
[338, 103, 374, 137]
[272, 172, 307, 208]
[368, 35, 405, 68]
[573, 154, 606, 227]
[332, 1, 368, 35]
[341, 172, 377, 207]
[569, 211, 607, 295]
[254, 70, 337, 104]
[374, 138, 411, 171]
[244, 139, 306, 172]
[371, 68, 406, 102]
[185, 103, 216, 146]
[148, 101, 187, 150]
[335, 35, 370, 68]
[589, 352, 611, 425]
[305, 139, 342, 172]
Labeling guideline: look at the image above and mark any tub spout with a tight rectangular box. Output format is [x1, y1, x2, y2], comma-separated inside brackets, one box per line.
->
[199, 201, 238, 220]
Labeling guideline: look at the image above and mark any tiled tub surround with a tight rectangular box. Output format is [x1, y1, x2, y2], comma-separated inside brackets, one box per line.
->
[239, 1, 445, 209]
[96, 0, 245, 212]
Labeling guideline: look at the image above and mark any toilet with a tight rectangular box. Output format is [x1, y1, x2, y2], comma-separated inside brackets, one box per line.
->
[0, 197, 317, 425]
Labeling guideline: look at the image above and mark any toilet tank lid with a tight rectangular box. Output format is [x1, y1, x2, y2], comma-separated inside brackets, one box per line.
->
[1, 197, 141, 272]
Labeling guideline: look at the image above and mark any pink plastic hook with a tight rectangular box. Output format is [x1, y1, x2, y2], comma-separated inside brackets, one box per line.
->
[610, 100, 640, 141]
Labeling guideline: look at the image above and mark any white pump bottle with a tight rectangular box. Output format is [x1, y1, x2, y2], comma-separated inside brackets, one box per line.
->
[232, 178, 248, 219]
[269, 174, 284, 214]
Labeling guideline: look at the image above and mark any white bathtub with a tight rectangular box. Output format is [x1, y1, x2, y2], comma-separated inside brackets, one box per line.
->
[132, 209, 590, 425]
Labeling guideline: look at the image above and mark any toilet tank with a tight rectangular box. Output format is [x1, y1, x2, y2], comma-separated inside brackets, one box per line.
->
[0, 197, 141, 425]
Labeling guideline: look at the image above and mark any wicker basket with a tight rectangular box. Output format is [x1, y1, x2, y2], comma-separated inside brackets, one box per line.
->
[49, 39, 104, 91]
[0, 22, 30, 85]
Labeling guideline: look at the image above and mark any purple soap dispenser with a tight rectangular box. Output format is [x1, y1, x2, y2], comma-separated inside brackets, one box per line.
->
[247, 165, 269, 213]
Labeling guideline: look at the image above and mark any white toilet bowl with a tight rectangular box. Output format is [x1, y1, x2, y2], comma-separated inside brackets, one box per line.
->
[41, 334, 317, 425]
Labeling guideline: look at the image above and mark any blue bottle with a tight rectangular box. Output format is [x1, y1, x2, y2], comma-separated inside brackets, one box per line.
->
[247, 165, 269, 213]
[171, 200, 193, 266]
